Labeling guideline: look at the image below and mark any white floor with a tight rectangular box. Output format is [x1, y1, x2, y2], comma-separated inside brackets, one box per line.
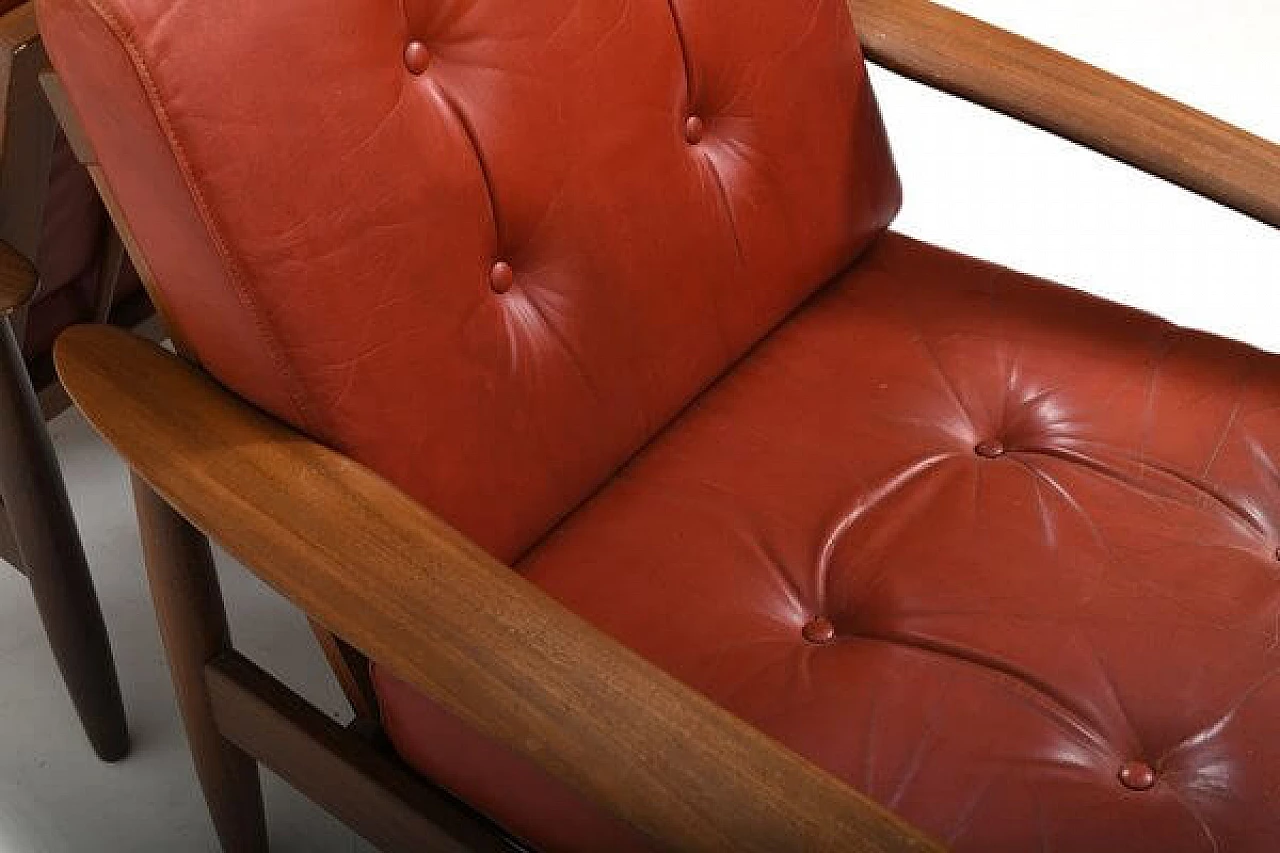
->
[0, 1, 1277, 851]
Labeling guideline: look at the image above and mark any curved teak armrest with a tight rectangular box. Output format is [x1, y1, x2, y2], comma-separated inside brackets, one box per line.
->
[55, 324, 941, 853]
[848, 0, 1280, 229]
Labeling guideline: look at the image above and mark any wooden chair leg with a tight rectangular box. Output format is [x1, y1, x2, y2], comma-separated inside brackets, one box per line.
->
[132, 473, 269, 852]
[0, 316, 128, 761]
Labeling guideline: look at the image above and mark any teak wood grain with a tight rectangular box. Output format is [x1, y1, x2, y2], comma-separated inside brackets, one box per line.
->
[132, 474, 268, 851]
[847, 0, 1280, 229]
[56, 324, 941, 853]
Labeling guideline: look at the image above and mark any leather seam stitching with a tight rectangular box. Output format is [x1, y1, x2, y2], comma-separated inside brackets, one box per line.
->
[79, 0, 320, 433]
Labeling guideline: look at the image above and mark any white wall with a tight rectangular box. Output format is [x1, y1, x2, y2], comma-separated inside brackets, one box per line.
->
[868, 0, 1280, 351]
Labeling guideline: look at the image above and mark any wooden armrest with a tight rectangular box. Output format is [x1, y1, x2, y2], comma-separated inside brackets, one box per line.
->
[55, 324, 940, 853]
[0, 238, 34, 313]
[848, 0, 1280, 229]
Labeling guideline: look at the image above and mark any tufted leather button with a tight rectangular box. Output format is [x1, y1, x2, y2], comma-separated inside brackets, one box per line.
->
[489, 261, 515, 294]
[684, 115, 705, 145]
[1118, 760, 1157, 791]
[802, 617, 837, 645]
[974, 439, 1005, 458]
[404, 41, 431, 75]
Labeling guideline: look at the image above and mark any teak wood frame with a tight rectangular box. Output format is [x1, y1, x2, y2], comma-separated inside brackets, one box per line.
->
[44, 0, 1280, 850]
[0, 0, 130, 763]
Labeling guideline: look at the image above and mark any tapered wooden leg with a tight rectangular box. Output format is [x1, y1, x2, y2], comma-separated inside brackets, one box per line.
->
[132, 474, 268, 852]
[0, 317, 128, 761]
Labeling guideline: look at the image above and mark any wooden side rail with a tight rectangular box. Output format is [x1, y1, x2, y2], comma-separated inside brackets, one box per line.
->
[55, 324, 941, 853]
[205, 651, 509, 853]
[848, 0, 1280, 229]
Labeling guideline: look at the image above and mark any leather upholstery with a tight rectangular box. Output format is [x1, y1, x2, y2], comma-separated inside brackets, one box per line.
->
[36, 0, 898, 564]
[38, 0, 1280, 850]
[379, 232, 1280, 850]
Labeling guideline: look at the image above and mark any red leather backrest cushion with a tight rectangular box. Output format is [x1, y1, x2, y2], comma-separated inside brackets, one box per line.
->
[40, 0, 900, 560]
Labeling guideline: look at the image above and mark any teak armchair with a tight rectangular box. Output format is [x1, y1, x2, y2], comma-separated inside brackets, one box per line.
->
[38, 0, 1280, 850]
[0, 0, 148, 762]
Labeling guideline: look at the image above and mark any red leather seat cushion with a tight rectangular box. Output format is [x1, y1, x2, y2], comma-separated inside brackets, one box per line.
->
[377, 232, 1280, 852]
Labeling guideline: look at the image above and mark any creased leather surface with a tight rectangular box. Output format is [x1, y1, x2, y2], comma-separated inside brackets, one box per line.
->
[37, 0, 899, 564]
[379, 233, 1280, 851]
